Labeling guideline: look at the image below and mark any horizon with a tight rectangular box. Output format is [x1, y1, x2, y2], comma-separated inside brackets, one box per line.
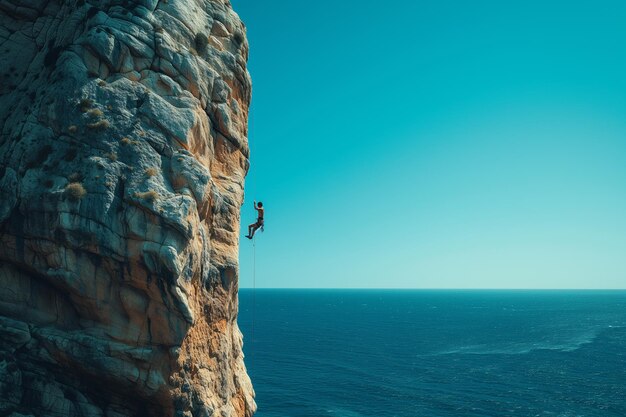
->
[233, 0, 626, 290]
[238, 287, 626, 291]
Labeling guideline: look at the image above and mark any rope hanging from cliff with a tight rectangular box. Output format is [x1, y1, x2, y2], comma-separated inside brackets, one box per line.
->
[249, 234, 257, 364]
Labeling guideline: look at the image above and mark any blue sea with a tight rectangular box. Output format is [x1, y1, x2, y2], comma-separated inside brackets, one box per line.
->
[238, 290, 626, 417]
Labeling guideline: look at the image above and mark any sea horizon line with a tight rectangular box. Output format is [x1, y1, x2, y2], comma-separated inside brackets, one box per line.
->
[238, 287, 626, 291]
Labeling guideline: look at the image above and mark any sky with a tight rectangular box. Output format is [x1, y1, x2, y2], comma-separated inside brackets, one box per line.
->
[231, 0, 626, 289]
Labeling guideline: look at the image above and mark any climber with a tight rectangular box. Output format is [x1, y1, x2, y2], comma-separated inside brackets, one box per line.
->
[245, 201, 264, 239]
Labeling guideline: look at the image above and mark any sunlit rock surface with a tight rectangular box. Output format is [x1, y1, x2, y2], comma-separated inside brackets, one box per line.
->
[0, 0, 254, 415]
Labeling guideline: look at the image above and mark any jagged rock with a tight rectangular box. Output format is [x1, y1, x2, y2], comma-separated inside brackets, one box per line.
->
[0, 0, 254, 416]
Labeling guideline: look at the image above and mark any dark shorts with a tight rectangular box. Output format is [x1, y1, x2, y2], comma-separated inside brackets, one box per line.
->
[255, 218, 264, 226]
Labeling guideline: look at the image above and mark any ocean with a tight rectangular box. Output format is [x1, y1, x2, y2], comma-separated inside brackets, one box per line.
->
[237, 290, 626, 417]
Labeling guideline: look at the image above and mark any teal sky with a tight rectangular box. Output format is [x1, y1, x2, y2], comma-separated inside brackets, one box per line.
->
[232, 0, 626, 289]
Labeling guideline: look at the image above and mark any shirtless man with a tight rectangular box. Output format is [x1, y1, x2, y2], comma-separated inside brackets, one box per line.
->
[246, 201, 264, 239]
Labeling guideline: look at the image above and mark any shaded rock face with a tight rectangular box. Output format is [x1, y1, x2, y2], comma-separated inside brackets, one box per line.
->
[0, 0, 254, 416]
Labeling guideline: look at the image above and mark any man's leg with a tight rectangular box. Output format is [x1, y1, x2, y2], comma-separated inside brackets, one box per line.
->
[249, 224, 258, 238]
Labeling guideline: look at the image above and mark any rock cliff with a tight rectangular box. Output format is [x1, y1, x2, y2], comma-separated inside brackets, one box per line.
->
[0, 0, 254, 416]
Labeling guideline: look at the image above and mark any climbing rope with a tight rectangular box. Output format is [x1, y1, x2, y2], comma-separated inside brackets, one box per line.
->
[245, 233, 257, 368]
[247, 106, 257, 365]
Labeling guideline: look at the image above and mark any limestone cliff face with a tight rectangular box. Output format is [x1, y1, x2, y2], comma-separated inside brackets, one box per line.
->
[0, 0, 254, 416]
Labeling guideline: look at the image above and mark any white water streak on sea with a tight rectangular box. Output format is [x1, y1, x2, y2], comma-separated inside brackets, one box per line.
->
[434, 327, 604, 356]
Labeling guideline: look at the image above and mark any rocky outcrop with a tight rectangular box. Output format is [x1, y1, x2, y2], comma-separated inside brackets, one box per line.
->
[0, 0, 254, 416]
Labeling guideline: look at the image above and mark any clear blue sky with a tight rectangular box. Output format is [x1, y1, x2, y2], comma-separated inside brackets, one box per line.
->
[232, 0, 626, 289]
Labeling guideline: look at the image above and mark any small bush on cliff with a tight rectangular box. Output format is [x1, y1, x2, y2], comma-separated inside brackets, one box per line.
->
[65, 182, 86, 200]
[120, 137, 140, 146]
[87, 120, 110, 130]
[134, 190, 159, 202]
[87, 108, 104, 118]
[145, 167, 158, 177]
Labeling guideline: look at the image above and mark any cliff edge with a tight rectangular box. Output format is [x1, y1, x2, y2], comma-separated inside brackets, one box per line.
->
[0, 0, 254, 416]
